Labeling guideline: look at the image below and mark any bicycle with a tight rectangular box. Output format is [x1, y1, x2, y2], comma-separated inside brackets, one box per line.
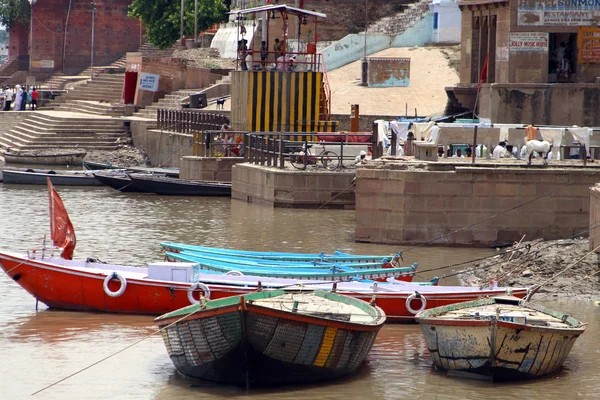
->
[288, 143, 341, 171]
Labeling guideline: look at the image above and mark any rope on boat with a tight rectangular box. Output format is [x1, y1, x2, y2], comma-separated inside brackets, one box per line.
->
[397, 169, 600, 255]
[31, 301, 207, 396]
[0, 261, 26, 279]
[415, 219, 600, 278]
[523, 243, 600, 303]
[316, 179, 357, 210]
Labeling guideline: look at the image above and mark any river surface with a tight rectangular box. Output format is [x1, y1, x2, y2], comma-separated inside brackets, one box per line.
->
[0, 183, 599, 399]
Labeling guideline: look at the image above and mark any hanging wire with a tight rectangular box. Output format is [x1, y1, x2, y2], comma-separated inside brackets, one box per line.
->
[397, 169, 600, 255]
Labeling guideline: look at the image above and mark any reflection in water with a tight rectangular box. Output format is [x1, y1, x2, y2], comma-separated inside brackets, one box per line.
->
[0, 185, 598, 399]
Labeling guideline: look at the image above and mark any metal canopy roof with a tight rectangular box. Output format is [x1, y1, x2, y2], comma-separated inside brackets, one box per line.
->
[229, 4, 327, 19]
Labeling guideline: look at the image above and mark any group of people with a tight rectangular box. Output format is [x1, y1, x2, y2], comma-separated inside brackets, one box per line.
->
[0, 85, 39, 111]
[214, 121, 245, 157]
[238, 37, 301, 72]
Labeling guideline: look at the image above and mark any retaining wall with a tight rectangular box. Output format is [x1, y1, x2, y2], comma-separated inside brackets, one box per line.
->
[180, 156, 245, 181]
[232, 164, 356, 209]
[355, 163, 600, 246]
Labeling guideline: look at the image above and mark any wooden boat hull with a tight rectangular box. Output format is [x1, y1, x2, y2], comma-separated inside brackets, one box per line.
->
[0, 252, 528, 321]
[2, 169, 102, 186]
[2, 151, 87, 165]
[92, 172, 145, 192]
[417, 298, 586, 379]
[419, 321, 582, 379]
[128, 174, 231, 196]
[155, 293, 382, 386]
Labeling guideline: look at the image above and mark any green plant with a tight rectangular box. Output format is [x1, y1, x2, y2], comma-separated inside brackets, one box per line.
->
[0, 0, 30, 28]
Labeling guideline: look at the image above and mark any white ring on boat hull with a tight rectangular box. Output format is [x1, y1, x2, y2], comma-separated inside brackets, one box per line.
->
[406, 292, 427, 314]
[103, 272, 127, 297]
[225, 270, 244, 276]
[188, 282, 211, 304]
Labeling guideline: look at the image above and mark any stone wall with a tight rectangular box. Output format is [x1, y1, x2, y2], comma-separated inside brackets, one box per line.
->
[355, 163, 599, 246]
[131, 121, 193, 168]
[590, 184, 600, 252]
[489, 84, 600, 126]
[180, 156, 245, 181]
[232, 164, 356, 209]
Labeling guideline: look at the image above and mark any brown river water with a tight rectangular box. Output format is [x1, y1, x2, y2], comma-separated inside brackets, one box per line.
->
[0, 184, 599, 399]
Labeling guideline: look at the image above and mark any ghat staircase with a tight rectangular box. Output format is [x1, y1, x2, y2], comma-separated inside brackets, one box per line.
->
[366, 0, 431, 36]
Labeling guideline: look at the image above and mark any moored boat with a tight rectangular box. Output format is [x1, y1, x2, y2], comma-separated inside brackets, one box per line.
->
[154, 289, 385, 386]
[92, 171, 145, 192]
[0, 251, 528, 320]
[161, 241, 405, 264]
[416, 296, 586, 380]
[1, 150, 87, 165]
[2, 168, 103, 186]
[164, 250, 414, 281]
[128, 174, 231, 196]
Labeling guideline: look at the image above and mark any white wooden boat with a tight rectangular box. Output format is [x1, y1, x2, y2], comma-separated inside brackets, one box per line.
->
[416, 296, 586, 380]
[1, 150, 87, 165]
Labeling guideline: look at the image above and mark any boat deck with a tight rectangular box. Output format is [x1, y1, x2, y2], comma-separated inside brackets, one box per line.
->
[439, 303, 572, 329]
[252, 292, 375, 323]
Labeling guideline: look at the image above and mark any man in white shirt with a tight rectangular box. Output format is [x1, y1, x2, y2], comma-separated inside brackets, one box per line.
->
[3, 86, 13, 111]
[492, 142, 506, 158]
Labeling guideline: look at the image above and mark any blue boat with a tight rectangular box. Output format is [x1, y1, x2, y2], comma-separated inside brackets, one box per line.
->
[161, 242, 403, 264]
[164, 251, 416, 282]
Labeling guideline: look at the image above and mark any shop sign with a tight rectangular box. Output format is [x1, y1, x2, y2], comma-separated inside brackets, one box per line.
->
[509, 32, 549, 52]
[578, 26, 600, 63]
[517, 0, 600, 26]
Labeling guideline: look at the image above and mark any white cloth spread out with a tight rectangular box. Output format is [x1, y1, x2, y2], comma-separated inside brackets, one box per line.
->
[414, 121, 436, 141]
[427, 126, 440, 144]
[538, 128, 565, 160]
[568, 127, 591, 157]
[390, 121, 410, 141]
[375, 120, 389, 147]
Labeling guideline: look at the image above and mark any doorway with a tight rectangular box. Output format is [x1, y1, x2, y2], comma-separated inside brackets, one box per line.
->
[548, 33, 577, 81]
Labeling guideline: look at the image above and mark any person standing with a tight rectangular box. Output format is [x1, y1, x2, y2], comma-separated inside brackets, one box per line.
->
[273, 38, 282, 58]
[14, 85, 24, 111]
[260, 40, 268, 69]
[4, 86, 14, 111]
[30, 86, 39, 110]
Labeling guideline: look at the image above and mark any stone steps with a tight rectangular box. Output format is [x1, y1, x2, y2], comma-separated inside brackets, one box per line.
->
[367, 0, 430, 36]
[0, 111, 130, 151]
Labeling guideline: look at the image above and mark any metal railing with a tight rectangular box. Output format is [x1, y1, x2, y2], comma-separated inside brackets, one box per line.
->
[245, 132, 373, 169]
[156, 109, 228, 135]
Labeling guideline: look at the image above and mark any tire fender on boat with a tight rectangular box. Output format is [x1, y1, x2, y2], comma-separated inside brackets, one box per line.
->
[103, 272, 127, 297]
[406, 292, 427, 314]
[225, 270, 244, 276]
[188, 282, 211, 304]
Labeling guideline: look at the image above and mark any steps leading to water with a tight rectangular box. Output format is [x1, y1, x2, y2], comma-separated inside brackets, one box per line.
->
[0, 111, 130, 151]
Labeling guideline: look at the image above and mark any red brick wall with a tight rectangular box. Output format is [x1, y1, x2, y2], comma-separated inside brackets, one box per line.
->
[10, 0, 142, 73]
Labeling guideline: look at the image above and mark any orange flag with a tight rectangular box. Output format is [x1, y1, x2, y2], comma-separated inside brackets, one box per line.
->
[47, 178, 76, 260]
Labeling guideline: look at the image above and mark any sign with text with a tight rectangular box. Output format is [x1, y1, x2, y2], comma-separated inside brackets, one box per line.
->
[517, 0, 600, 26]
[509, 32, 549, 52]
[578, 26, 600, 63]
[139, 72, 160, 92]
[367, 57, 410, 87]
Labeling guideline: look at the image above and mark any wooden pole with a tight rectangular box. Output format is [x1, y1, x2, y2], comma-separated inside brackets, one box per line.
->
[472, 125, 478, 165]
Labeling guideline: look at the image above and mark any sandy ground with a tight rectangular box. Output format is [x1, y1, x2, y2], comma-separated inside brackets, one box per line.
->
[172, 47, 236, 70]
[328, 46, 460, 117]
[458, 238, 600, 300]
[201, 46, 460, 115]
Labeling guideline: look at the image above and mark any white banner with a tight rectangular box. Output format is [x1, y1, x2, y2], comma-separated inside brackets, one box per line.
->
[509, 32, 549, 52]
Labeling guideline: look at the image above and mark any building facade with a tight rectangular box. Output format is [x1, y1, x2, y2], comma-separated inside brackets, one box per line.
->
[8, 0, 142, 73]
[450, 0, 600, 125]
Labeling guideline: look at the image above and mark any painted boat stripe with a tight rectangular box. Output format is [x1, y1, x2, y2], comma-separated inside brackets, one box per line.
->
[314, 327, 337, 367]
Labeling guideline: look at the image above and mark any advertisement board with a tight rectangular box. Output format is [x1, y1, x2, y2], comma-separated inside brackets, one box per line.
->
[139, 72, 160, 92]
[509, 32, 549, 52]
[367, 57, 410, 87]
[517, 0, 600, 26]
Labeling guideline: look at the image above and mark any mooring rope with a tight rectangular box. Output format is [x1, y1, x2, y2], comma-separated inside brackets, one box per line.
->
[316, 178, 357, 210]
[397, 169, 600, 255]
[31, 301, 207, 396]
[0, 261, 26, 279]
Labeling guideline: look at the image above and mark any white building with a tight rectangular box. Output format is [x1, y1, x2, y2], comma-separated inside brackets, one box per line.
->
[429, 0, 461, 44]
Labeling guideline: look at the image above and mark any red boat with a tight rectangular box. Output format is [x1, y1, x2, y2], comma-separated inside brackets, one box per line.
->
[0, 252, 529, 322]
